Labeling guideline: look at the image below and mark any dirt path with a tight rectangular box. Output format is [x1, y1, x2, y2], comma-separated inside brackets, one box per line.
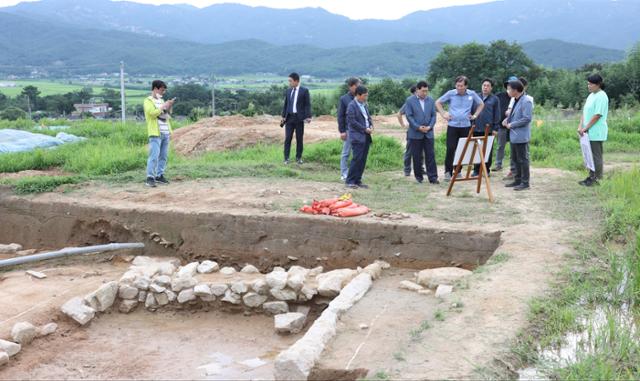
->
[313, 168, 594, 379]
[0, 169, 71, 181]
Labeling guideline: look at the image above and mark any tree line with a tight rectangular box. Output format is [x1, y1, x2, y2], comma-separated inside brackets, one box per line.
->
[1, 40, 638, 122]
[0, 86, 125, 121]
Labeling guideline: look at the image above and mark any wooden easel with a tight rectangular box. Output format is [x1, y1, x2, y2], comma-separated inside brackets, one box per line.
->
[446, 124, 494, 202]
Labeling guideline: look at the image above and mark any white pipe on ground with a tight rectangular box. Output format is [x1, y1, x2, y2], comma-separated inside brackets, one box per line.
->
[0, 243, 145, 268]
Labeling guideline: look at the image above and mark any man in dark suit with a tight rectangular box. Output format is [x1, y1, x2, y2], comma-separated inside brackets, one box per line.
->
[494, 76, 517, 172]
[345, 85, 373, 189]
[281, 72, 312, 164]
[472, 78, 502, 177]
[404, 81, 439, 184]
[337, 77, 361, 180]
[398, 86, 422, 177]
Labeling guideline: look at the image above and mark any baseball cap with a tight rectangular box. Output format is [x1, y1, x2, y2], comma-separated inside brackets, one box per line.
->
[504, 76, 518, 88]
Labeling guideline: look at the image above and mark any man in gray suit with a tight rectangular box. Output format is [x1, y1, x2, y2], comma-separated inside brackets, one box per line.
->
[503, 80, 532, 191]
[404, 81, 439, 184]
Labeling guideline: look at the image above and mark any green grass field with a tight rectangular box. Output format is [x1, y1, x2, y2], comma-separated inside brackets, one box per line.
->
[0, 80, 151, 105]
[0, 78, 343, 105]
[309, 88, 340, 96]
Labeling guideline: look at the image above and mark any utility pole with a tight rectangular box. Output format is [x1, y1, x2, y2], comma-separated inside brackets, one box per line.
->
[120, 61, 126, 124]
[26, 95, 32, 120]
[211, 74, 216, 118]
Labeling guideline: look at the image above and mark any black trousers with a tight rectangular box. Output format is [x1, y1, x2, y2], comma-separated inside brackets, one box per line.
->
[507, 129, 516, 173]
[445, 126, 471, 174]
[409, 138, 438, 182]
[511, 142, 530, 185]
[589, 141, 604, 180]
[284, 119, 304, 160]
[346, 139, 371, 185]
[473, 131, 494, 175]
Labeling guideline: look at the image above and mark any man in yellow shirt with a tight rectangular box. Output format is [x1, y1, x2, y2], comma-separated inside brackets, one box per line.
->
[143, 80, 175, 188]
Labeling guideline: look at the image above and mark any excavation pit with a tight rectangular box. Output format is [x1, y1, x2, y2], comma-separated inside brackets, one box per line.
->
[2, 308, 301, 380]
[0, 191, 503, 380]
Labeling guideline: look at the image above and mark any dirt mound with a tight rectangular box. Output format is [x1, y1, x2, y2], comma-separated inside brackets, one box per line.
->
[171, 114, 440, 156]
[172, 115, 338, 156]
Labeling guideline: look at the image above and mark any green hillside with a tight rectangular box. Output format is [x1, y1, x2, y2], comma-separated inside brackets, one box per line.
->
[0, 13, 626, 77]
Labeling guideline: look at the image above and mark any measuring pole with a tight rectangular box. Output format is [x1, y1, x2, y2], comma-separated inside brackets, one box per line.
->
[120, 61, 126, 124]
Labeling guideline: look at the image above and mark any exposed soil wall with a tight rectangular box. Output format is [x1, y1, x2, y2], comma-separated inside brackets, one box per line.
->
[0, 195, 501, 271]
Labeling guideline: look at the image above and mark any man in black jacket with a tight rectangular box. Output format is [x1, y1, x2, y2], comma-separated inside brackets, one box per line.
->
[494, 76, 517, 172]
[473, 78, 502, 177]
[281, 72, 312, 164]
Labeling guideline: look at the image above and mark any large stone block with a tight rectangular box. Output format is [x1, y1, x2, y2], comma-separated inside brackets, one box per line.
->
[416, 267, 472, 289]
[274, 313, 306, 334]
[243, 292, 268, 308]
[197, 260, 219, 274]
[0, 339, 20, 357]
[85, 281, 118, 312]
[61, 297, 96, 325]
[11, 322, 37, 344]
[177, 262, 199, 278]
[118, 284, 139, 300]
[171, 276, 197, 292]
[316, 269, 357, 297]
[266, 271, 288, 290]
[263, 301, 289, 315]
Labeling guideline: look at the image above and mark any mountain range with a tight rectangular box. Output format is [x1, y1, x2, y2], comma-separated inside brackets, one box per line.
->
[3, 0, 638, 49]
[0, 0, 633, 77]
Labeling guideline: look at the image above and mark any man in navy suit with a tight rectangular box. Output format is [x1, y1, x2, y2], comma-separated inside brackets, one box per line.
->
[345, 85, 373, 189]
[281, 72, 312, 164]
[404, 81, 439, 184]
[337, 77, 361, 181]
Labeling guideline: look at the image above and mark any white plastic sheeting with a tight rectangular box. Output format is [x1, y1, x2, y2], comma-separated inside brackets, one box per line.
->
[0, 129, 86, 154]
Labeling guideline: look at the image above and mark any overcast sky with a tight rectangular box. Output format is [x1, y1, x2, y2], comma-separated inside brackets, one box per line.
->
[0, 0, 497, 20]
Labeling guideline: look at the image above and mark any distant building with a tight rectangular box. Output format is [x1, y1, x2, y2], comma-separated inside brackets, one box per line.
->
[72, 103, 111, 119]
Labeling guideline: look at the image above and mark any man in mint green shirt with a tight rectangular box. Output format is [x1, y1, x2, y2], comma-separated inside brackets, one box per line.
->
[578, 74, 608, 186]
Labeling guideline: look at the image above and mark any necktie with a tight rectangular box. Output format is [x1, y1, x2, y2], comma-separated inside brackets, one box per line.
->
[291, 88, 298, 113]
